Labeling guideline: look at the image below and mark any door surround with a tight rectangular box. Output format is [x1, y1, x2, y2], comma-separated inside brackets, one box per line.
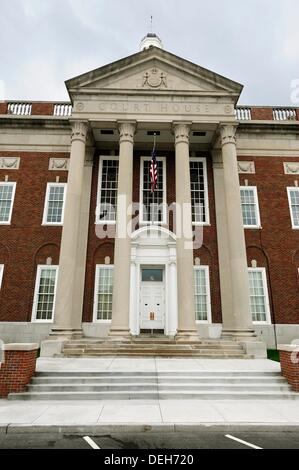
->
[130, 226, 178, 336]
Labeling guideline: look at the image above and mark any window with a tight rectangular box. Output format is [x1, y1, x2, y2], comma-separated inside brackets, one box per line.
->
[240, 186, 261, 228]
[97, 157, 119, 223]
[32, 265, 58, 322]
[140, 157, 166, 224]
[287, 187, 299, 229]
[190, 158, 209, 225]
[194, 266, 211, 323]
[248, 268, 271, 324]
[141, 268, 163, 282]
[93, 265, 114, 322]
[0, 265, 4, 289]
[42, 183, 66, 225]
[0, 182, 16, 224]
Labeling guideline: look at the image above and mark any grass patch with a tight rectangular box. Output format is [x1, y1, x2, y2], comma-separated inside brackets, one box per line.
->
[267, 349, 280, 362]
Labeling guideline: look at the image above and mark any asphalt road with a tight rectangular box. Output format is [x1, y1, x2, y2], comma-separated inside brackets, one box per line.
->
[0, 431, 299, 449]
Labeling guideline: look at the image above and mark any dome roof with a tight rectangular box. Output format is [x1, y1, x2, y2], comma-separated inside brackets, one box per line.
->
[139, 33, 163, 51]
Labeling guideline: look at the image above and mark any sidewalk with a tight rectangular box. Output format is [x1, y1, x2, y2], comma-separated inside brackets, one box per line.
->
[1, 357, 299, 434]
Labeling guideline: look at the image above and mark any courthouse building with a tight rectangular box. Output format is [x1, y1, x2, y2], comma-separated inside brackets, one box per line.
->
[0, 34, 299, 354]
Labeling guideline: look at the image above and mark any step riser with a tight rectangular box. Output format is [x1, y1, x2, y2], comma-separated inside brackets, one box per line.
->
[30, 377, 286, 385]
[26, 385, 291, 392]
[9, 393, 299, 401]
[35, 371, 282, 377]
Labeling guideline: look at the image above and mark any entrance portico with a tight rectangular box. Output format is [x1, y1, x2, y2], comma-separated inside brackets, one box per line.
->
[46, 44, 265, 356]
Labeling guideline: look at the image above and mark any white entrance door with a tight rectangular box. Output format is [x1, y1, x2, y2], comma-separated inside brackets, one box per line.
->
[140, 268, 165, 330]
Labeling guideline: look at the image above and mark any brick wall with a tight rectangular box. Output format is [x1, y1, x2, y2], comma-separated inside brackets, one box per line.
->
[239, 156, 299, 324]
[31, 102, 55, 116]
[280, 350, 299, 392]
[251, 107, 274, 120]
[0, 103, 8, 115]
[0, 346, 38, 397]
[0, 148, 299, 328]
[0, 151, 69, 322]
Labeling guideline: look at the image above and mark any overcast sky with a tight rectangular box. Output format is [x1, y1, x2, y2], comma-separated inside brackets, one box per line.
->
[0, 0, 298, 105]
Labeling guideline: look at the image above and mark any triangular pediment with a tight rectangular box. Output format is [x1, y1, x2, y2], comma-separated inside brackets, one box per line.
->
[66, 47, 243, 100]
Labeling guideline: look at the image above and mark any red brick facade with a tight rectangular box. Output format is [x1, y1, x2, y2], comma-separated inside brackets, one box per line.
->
[0, 151, 68, 322]
[239, 156, 299, 325]
[0, 347, 38, 397]
[0, 148, 299, 327]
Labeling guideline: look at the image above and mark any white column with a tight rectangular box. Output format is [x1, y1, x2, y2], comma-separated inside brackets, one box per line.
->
[109, 121, 136, 337]
[51, 121, 89, 337]
[219, 124, 255, 338]
[173, 122, 198, 339]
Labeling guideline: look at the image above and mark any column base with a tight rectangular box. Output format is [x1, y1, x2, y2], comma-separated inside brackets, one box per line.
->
[175, 329, 199, 342]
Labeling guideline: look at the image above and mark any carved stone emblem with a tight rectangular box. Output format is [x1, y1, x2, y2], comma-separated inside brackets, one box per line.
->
[284, 162, 299, 175]
[0, 157, 20, 169]
[238, 161, 255, 174]
[49, 158, 69, 171]
[143, 68, 167, 88]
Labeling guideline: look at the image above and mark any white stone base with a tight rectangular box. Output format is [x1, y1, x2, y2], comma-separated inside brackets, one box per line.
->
[0, 322, 51, 344]
[253, 324, 299, 349]
[1, 322, 299, 349]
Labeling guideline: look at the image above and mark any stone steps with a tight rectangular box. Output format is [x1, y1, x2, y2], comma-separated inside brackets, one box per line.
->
[62, 337, 248, 358]
[8, 370, 299, 401]
[31, 376, 286, 384]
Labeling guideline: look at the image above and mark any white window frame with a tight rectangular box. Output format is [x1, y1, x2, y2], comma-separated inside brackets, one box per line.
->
[248, 267, 271, 325]
[0, 265, 4, 289]
[96, 155, 119, 225]
[240, 186, 261, 229]
[93, 264, 114, 323]
[194, 265, 212, 324]
[190, 157, 210, 226]
[42, 182, 67, 226]
[0, 182, 16, 225]
[139, 156, 167, 225]
[31, 265, 58, 323]
[287, 187, 299, 229]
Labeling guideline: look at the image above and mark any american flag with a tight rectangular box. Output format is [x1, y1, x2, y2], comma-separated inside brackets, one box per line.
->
[150, 135, 157, 193]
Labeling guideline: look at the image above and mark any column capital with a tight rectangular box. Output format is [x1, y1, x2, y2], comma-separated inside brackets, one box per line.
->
[173, 121, 192, 145]
[219, 123, 238, 147]
[70, 120, 89, 144]
[117, 121, 137, 144]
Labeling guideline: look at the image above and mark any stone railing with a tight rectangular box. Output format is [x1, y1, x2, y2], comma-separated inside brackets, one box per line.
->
[0, 101, 72, 117]
[236, 106, 299, 121]
[7, 102, 32, 116]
